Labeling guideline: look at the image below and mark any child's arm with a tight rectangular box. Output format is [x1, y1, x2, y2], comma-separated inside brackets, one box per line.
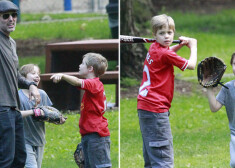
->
[170, 36, 197, 70]
[20, 109, 43, 117]
[50, 73, 82, 87]
[20, 109, 34, 117]
[206, 87, 223, 112]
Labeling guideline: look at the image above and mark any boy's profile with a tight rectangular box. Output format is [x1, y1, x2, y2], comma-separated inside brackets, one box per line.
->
[51, 52, 111, 168]
[137, 14, 197, 167]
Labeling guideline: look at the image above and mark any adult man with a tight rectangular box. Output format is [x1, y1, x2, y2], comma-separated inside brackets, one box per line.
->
[0, 1, 41, 167]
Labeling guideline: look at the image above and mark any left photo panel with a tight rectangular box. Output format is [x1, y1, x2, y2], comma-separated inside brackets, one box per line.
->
[0, 0, 119, 168]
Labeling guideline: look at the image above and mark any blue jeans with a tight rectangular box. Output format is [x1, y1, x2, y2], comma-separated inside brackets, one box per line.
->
[81, 133, 111, 168]
[230, 134, 235, 168]
[25, 144, 44, 168]
[0, 106, 26, 168]
[138, 109, 174, 168]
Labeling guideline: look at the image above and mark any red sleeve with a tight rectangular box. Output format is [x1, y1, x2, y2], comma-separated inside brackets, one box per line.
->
[164, 50, 188, 71]
[80, 78, 102, 94]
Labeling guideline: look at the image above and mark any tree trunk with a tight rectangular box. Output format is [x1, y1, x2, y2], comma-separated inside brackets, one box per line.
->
[120, 0, 147, 79]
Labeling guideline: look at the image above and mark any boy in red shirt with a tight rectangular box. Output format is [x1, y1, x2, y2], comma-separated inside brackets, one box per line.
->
[51, 53, 111, 168]
[137, 14, 197, 167]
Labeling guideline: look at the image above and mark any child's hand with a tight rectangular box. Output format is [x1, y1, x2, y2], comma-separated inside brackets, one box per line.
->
[179, 36, 197, 49]
[50, 73, 64, 83]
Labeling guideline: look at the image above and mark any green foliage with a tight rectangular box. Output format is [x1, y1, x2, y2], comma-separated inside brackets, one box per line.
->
[107, 60, 118, 71]
[120, 91, 230, 167]
[43, 110, 119, 168]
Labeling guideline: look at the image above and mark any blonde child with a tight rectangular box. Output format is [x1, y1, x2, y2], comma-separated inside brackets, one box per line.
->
[137, 14, 197, 167]
[51, 53, 111, 168]
[18, 64, 53, 168]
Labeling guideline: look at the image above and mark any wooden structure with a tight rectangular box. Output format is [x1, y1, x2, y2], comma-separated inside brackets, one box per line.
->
[39, 39, 119, 110]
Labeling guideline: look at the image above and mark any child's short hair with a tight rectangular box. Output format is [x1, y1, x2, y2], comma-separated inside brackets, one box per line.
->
[151, 14, 175, 35]
[230, 53, 235, 65]
[19, 64, 40, 77]
[83, 53, 108, 77]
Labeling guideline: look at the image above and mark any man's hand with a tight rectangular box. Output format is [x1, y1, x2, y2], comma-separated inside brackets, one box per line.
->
[29, 85, 41, 106]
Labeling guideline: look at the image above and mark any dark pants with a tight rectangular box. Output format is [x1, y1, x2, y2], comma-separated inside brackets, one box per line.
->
[138, 109, 174, 168]
[81, 133, 111, 168]
[0, 106, 26, 168]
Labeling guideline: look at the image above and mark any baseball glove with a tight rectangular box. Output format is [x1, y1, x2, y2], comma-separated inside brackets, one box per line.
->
[74, 143, 85, 168]
[32, 106, 67, 124]
[197, 57, 228, 89]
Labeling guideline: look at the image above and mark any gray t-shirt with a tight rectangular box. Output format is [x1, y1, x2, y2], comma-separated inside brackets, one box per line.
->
[19, 89, 52, 146]
[0, 32, 32, 108]
[216, 80, 235, 135]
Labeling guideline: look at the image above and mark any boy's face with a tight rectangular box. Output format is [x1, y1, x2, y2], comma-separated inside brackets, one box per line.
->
[78, 59, 90, 77]
[154, 25, 174, 47]
[232, 57, 235, 75]
[26, 66, 40, 86]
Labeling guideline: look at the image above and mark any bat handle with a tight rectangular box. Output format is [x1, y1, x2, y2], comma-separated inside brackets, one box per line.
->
[172, 40, 181, 44]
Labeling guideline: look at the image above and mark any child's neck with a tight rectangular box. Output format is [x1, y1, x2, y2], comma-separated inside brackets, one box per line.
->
[85, 73, 97, 79]
[22, 89, 30, 98]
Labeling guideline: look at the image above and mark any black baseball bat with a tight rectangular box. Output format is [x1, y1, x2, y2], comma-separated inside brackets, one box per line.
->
[120, 35, 181, 44]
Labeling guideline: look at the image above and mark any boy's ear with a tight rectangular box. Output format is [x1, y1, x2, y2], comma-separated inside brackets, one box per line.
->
[88, 66, 94, 72]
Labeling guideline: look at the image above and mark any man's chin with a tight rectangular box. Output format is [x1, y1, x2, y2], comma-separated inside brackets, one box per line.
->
[7, 28, 15, 32]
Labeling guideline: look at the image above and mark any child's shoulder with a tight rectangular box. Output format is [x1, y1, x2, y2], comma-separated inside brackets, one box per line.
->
[225, 80, 235, 88]
[38, 89, 49, 96]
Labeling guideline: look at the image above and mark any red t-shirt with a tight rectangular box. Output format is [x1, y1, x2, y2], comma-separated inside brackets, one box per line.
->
[77, 77, 110, 137]
[137, 42, 188, 113]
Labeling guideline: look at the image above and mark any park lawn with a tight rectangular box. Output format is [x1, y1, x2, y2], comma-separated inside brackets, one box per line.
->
[20, 13, 106, 22]
[42, 109, 119, 168]
[11, 18, 110, 40]
[120, 89, 231, 168]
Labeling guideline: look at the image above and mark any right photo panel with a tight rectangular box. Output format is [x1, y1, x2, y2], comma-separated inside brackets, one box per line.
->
[120, 0, 235, 167]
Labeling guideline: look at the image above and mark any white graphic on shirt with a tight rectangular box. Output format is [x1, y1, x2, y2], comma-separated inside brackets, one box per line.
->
[139, 65, 151, 97]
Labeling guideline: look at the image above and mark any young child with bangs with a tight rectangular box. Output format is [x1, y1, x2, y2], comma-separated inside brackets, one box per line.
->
[137, 14, 197, 167]
[18, 64, 53, 168]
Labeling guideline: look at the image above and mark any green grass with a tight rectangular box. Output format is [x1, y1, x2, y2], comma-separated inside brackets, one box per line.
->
[42, 109, 119, 168]
[12, 19, 110, 40]
[21, 13, 106, 22]
[120, 90, 231, 168]
[121, 9, 235, 167]
[19, 56, 46, 73]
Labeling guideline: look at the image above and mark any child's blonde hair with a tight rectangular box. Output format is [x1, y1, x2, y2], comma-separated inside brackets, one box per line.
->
[151, 14, 175, 35]
[19, 64, 40, 77]
[83, 53, 108, 77]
